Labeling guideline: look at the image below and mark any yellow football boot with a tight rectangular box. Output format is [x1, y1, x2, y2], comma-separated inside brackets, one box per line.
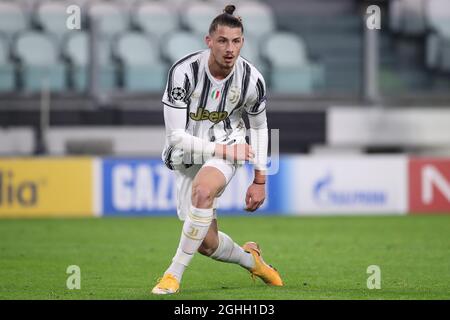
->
[151, 273, 180, 295]
[242, 242, 283, 286]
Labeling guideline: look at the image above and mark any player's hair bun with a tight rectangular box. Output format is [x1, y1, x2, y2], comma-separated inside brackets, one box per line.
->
[223, 5, 236, 15]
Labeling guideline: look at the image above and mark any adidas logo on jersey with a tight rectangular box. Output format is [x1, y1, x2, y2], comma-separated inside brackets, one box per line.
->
[190, 107, 228, 123]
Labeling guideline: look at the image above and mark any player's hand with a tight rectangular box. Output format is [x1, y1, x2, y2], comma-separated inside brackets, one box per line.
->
[215, 143, 254, 161]
[245, 182, 265, 212]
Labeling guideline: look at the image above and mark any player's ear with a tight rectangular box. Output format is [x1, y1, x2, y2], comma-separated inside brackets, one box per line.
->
[205, 35, 212, 48]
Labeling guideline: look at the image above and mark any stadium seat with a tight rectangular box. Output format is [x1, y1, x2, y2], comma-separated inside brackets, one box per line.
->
[0, 36, 15, 92]
[35, 1, 70, 42]
[235, 1, 275, 41]
[182, 1, 218, 35]
[274, 0, 355, 16]
[425, 0, 450, 72]
[389, 0, 427, 36]
[261, 32, 323, 94]
[426, 0, 450, 32]
[88, 2, 128, 38]
[133, 2, 178, 41]
[163, 31, 205, 64]
[114, 32, 167, 92]
[0, 2, 28, 41]
[64, 31, 116, 91]
[239, 37, 268, 78]
[14, 31, 66, 92]
[164, 0, 190, 9]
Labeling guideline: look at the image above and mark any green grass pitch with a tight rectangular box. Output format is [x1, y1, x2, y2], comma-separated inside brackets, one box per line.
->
[0, 215, 449, 300]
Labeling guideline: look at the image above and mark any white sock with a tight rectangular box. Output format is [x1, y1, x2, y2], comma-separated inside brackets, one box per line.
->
[210, 231, 255, 270]
[165, 206, 213, 282]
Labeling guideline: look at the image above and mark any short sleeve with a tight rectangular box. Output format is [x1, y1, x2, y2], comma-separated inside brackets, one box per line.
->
[244, 76, 267, 116]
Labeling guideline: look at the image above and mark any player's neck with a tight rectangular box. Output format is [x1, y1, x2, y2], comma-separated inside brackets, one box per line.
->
[208, 56, 233, 80]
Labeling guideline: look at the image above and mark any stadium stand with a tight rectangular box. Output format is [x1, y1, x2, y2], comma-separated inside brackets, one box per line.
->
[261, 31, 323, 94]
[87, 1, 128, 38]
[182, 1, 218, 36]
[425, 0, 450, 72]
[163, 30, 205, 64]
[63, 31, 116, 91]
[0, 0, 449, 157]
[235, 1, 276, 42]
[114, 31, 167, 92]
[389, 0, 427, 36]
[13, 31, 66, 92]
[35, 1, 69, 42]
[0, 35, 14, 92]
[0, 1, 28, 42]
[133, 1, 179, 41]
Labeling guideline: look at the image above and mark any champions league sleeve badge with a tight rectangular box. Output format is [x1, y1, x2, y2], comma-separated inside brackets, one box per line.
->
[171, 87, 186, 101]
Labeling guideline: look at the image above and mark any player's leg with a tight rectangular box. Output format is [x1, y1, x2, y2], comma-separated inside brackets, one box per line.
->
[198, 219, 255, 270]
[195, 159, 255, 269]
[197, 159, 283, 286]
[198, 211, 283, 287]
[152, 166, 226, 294]
[197, 218, 219, 256]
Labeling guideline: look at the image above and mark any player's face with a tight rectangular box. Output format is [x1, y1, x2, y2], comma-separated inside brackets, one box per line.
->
[206, 25, 244, 71]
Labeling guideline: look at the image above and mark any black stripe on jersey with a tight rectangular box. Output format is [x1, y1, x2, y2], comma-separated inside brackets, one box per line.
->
[221, 62, 251, 139]
[199, 71, 211, 108]
[163, 145, 175, 170]
[221, 75, 235, 132]
[184, 74, 191, 129]
[210, 74, 235, 138]
[183, 73, 191, 94]
[217, 74, 234, 113]
[251, 78, 265, 113]
[228, 60, 251, 119]
[186, 60, 199, 131]
[190, 60, 199, 88]
[208, 126, 216, 142]
[248, 104, 267, 116]
[193, 71, 211, 136]
[167, 51, 202, 104]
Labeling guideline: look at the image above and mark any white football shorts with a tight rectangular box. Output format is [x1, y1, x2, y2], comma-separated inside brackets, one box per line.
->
[174, 157, 240, 221]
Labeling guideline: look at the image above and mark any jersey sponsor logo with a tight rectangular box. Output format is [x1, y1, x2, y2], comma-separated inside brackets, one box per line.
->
[171, 87, 186, 101]
[189, 107, 228, 123]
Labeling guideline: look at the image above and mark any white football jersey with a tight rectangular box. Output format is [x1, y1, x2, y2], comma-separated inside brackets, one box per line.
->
[162, 49, 267, 169]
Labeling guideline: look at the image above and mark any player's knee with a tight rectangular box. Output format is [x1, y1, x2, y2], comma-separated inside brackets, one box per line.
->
[192, 184, 214, 207]
[197, 244, 213, 256]
[198, 241, 217, 257]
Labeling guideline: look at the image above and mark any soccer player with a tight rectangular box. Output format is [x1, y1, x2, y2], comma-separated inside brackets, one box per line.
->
[152, 4, 283, 295]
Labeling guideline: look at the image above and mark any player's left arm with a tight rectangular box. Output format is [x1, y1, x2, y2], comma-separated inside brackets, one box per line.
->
[245, 109, 268, 212]
[244, 76, 268, 212]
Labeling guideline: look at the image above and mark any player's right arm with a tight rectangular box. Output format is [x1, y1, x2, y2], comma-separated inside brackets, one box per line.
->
[162, 65, 253, 161]
[164, 106, 254, 161]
